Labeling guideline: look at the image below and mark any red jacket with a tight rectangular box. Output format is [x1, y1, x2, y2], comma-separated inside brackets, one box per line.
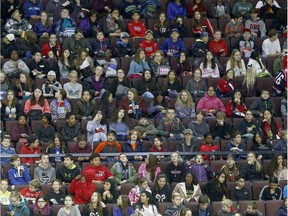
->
[225, 100, 247, 118]
[119, 97, 147, 114]
[139, 40, 158, 57]
[149, 145, 168, 152]
[128, 20, 146, 37]
[82, 165, 113, 182]
[20, 145, 41, 164]
[187, 2, 206, 17]
[261, 120, 281, 139]
[192, 18, 214, 35]
[20, 187, 43, 199]
[41, 42, 61, 58]
[216, 79, 235, 94]
[199, 144, 219, 160]
[208, 40, 228, 57]
[68, 178, 96, 204]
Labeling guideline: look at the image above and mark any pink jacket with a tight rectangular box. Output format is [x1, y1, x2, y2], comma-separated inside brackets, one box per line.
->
[24, 99, 51, 114]
[196, 93, 225, 114]
[128, 185, 151, 205]
[137, 163, 161, 183]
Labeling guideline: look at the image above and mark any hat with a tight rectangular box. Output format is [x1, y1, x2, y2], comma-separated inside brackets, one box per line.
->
[243, 28, 251, 33]
[200, 31, 209, 37]
[227, 154, 236, 160]
[107, 130, 117, 137]
[42, 113, 52, 124]
[145, 30, 153, 35]
[26, 135, 38, 146]
[131, 10, 140, 15]
[47, 70, 56, 78]
[120, 32, 129, 38]
[183, 129, 193, 135]
[6, 34, 15, 42]
[170, 28, 179, 34]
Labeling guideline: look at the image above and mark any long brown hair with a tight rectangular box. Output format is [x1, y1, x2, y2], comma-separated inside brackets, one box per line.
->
[2, 90, 17, 107]
[30, 88, 45, 106]
[75, 49, 89, 67]
[229, 49, 243, 69]
[203, 51, 216, 69]
[146, 154, 158, 181]
[109, 108, 131, 128]
[155, 12, 169, 28]
[162, 70, 180, 90]
[134, 48, 146, 64]
[192, 11, 204, 28]
[127, 88, 139, 104]
[88, 192, 103, 216]
[47, 133, 66, 153]
[118, 195, 132, 216]
[15, 72, 33, 92]
[40, 11, 51, 27]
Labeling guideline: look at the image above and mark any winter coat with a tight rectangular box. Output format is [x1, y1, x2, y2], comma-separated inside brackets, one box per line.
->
[119, 97, 147, 114]
[6, 201, 30, 216]
[187, 163, 214, 182]
[49, 99, 71, 120]
[62, 34, 91, 54]
[90, 38, 111, 57]
[210, 122, 231, 139]
[196, 93, 226, 115]
[249, 97, 274, 117]
[157, 116, 185, 138]
[127, 60, 150, 76]
[23, 1, 43, 18]
[189, 39, 208, 58]
[167, 1, 187, 21]
[110, 162, 138, 184]
[113, 205, 135, 216]
[56, 163, 80, 183]
[239, 162, 264, 181]
[60, 123, 81, 143]
[225, 100, 247, 118]
[208, 39, 229, 57]
[216, 79, 235, 97]
[128, 20, 146, 37]
[175, 103, 196, 118]
[114, 40, 135, 57]
[173, 182, 202, 202]
[33, 21, 52, 37]
[73, 99, 97, 121]
[186, 78, 207, 98]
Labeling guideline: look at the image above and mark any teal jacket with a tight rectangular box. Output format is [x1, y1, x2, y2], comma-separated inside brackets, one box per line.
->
[110, 161, 137, 184]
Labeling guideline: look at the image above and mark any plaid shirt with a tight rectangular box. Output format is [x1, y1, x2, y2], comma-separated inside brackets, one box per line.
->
[4, 17, 32, 35]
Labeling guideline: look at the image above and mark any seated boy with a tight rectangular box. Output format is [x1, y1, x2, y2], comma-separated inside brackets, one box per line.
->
[199, 133, 220, 161]
[250, 89, 275, 117]
[0, 178, 11, 205]
[11, 114, 32, 144]
[160, 29, 186, 58]
[46, 179, 66, 205]
[192, 194, 213, 216]
[245, 9, 266, 38]
[56, 154, 81, 184]
[63, 70, 83, 100]
[189, 31, 209, 59]
[34, 153, 56, 185]
[210, 112, 231, 140]
[61, 112, 81, 143]
[218, 199, 235, 216]
[231, 176, 251, 201]
[139, 30, 158, 58]
[208, 29, 228, 57]
[36, 113, 55, 143]
[72, 134, 92, 162]
[127, 10, 146, 38]
[239, 28, 255, 58]
[225, 13, 244, 37]
[165, 192, 185, 216]
[20, 135, 41, 166]
[114, 32, 135, 57]
[8, 155, 31, 185]
[134, 117, 158, 141]
[243, 201, 263, 216]
[149, 136, 168, 161]
[262, 28, 281, 58]
[20, 179, 43, 204]
[0, 135, 16, 166]
[90, 31, 111, 58]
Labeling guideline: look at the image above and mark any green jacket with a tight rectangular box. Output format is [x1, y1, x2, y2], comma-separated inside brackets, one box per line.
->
[110, 162, 137, 184]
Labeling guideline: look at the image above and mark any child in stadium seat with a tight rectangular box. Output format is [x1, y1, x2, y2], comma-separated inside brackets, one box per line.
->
[239, 152, 264, 181]
[259, 176, 282, 200]
[162, 70, 183, 97]
[81, 192, 108, 215]
[166, 152, 186, 183]
[239, 28, 255, 58]
[218, 199, 235, 216]
[138, 154, 161, 183]
[46, 179, 65, 205]
[46, 133, 68, 164]
[204, 171, 227, 202]
[231, 176, 251, 201]
[122, 130, 144, 161]
[114, 32, 135, 58]
[175, 90, 196, 118]
[251, 131, 273, 160]
[260, 109, 281, 140]
[127, 10, 146, 37]
[8, 154, 31, 186]
[225, 13, 244, 37]
[128, 177, 151, 205]
[177, 129, 198, 161]
[153, 12, 170, 38]
[113, 194, 135, 215]
[189, 31, 208, 59]
[74, 90, 97, 121]
[109, 108, 130, 141]
[191, 11, 214, 36]
[6, 191, 30, 215]
[0, 135, 16, 166]
[225, 131, 247, 161]
[56, 154, 80, 184]
[87, 110, 108, 144]
[170, 16, 189, 38]
[262, 28, 281, 58]
[152, 173, 172, 202]
[221, 154, 239, 182]
[208, 29, 228, 57]
[267, 154, 287, 180]
[63, 70, 83, 100]
[149, 136, 168, 161]
[0, 178, 11, 205]
[199, 133, 220, 161]
[191, 194, 213, 216]
[134, 117, 158, 141]
[57, 195, 81, 215]
[238, 110, 259, 139]
[225, 90, 247, 118]
[245, 9, 266, 38]
[226, 49, 246, 77]
[36, 113, 55, 143]
[90, 31, 111, 58]
[60, 112, 81, 143]
[49, 88, 71, 121]
[215, 69, 235, 98]
[273, 130, 287, 152]
[187, 110, 210, 141]
[127, 48, 150, 79]
[139, 30, 158, 58]
[210, 112, 231, 140]
[72, 134, 92, 163]
[20, 179, 43, 204]
[165, 192, 185, 215]
[242, 201, 264, 216]
[34, 153, 56, 185]
[20, 135, 41, 166]
[99, 179, 119, 204]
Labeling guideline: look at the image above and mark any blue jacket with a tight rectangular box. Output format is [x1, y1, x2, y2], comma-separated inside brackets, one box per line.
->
[273, 140, 287, 151]
[23, 1, 43, 19]
[160, 38, 186, 58]
[33, 21, 52, 37]
[113, 205, 134, 216]
[167, 1, 187, 21]
[122, 140, 145, 161]
[225, 143, 247, 161]
[6, 201, 30, 216]
[127, 60, 150, 76]
[8, 166, 31, 185]
[0, 146, 16, 166]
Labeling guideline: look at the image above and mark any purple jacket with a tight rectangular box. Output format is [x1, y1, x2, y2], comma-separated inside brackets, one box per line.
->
[33, 21, 52, 37]
[187, 163, 214, 182]
[79, 18, 102, 33]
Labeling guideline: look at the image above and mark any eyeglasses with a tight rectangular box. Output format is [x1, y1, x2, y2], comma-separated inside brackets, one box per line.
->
[37, 200, 46, 203]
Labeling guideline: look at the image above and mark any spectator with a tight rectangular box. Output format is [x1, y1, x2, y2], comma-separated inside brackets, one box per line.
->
[147, 91, 169, 119]
[191, 194, 213, 216]
[225, 90, 247, 118]
[262, 28, 281, 57]
[239, 152, 264, 181]
[196, 87, 226, 116]
[160, 29, 186, 58]
[152, 173, 172, 202]
[57, 195, 81, 215]
[192, 11, 214, 36]
[186, 68, 207, 99]
[114, 32, 135, 58]
[250, 89, 275, 117]
[109, 108, 130, 141]
[268, 154, 287, 181]
[166, 0, 187, 21]
[231, 176, 251, 201]
[20, 135, 41, 165]
[187, 0, 206, 17]
[2, 50, 30, 79]
[72, 134, 92, 163]
[251, 131, 273, 160]
[149, 136, 168, 161]
[260, 109, 281, 140]
[56, 154, 80, 184]
[28, 51, 49, 80]
[171, 16, 189, 38]
[165, 192, 185, 215]
[90, 31, 111, 58]
[4, 7, 32, 36]
[81, 192, 108, 215]
[153, 12, 170, 38]
[110, 153, 138, 185]
[174, 51, 192, 77]
[210, 112, 231, 140]
[218, 199, 235, 216]
[11, 114, 32, 144]
[255, 0, 280, 18]
[166, 152, 186, 183]
[42, 71, 62, 98]
[1, 34, 16, 59]
[208, 29, 229, 57]
[107, 69, 131, 99]
[199, 51, 220, 78]
[74, 49, 95, 79]
[245, 9, 266, 38]
[226, 49, 246, 77]
[1, 0, 19, 21]
[73, 90, 97, 121]
[259, 177, 282, 200]
[103, 9, 126, 37]
[31, 195, 55, 216]
[281, 92, 287, 118]
[243, 201, 264, 216]
[49, 89, 71, 121]
[63, 70, 82, 99]
[7, 191, 30, 216]
[1, 135, 16, 167]
[225, 13, 244, 37]
[16, 31, 41, 59]
[113, 195, 135, 216]
[20, 179, 43, 203]
[177, 129, 198, 161]
[215, 69, 235, 98]
[199, 133, 220, 161]
[139, 30, 158, 58]
[232, 0, 253, 19]
[79, 10, 102, 38]
[127, 48, 150, 79]
[36, 113, 55, 143]
[247, 50, 270, 77]
[99, 179, 119, 204]
[0, 178, 11, 206]
[96, 49, 118, 78]
[138, 154, 161, 183]
[24, 87, 50, 115]
[239, 28, 255, 58]
[122, 130, 144, 161]
[273, 48, 287, 76]
[221, 155, 239, 182]
[225, 131, 247, 161]
[134, 70, 159, 99]
[8, 154, 30, 186]
[46, 133, 68, 164]
[60, 112, 81, 143]
[241, 68, 257, 97]
[134, 191, 160, 215]
[204, 171, 227, 202]
[210, 0, 230, 19]
[189, 31, 209, 59]
[87, 110, 108, 144]
[128, 10, 146, 38]
[23, 0, 43, 19]
[149, 50, 171, 76]
[134, 117, 159, 141]
[41, 33, 61, 58]
[33, 11, 52, 37]
[1, 90, 20, 123]
[162, 70, 183, 97]
[34, 153, 56, 185]
[119, 0, 141, 18]
[58, 49, 75, 79]
[175, 90, 196, 118]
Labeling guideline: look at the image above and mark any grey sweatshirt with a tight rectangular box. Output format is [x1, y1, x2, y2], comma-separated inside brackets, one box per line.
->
[34, 164, 56, 185]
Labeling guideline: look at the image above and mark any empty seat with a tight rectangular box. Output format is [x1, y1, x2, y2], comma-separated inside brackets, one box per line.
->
[207, 77, 221, 89]
[266, 200, 284, 216]
[256, 77, 275, 96]
[218, 19, 230, 35]
[158, 202, 171, 215]
[120, 183, 134, 195]
[271, 97, 283, 117]
[210, 160, 226, 173]
[120, 57, 133, 75]
[252, 180, 269, 200]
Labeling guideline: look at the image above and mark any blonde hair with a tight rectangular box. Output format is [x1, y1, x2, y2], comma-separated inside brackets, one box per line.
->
[243, 67, 256, 91]
[175, 90, 194, 108]
[229, 49, 243, 69]
[29, 179, 41, 189]
[172, 192, 181, 200]
[222, 199, 233, 208]
[248, 152, 262, 172]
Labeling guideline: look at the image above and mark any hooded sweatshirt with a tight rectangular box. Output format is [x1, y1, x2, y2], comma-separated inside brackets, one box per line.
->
[128, 20, 146, 37]
[152, 184, 172, 202]
[0, 146, 16, 166]
[115, 40, 135, 57]
[196, 93, 226, 115]
[160, 38, 186, 58]
[7, 201, 30, 216]
[8, 166, 31, 185]
[34, 164, 56, 185]
[245, 18, 266, 38]
[56, 164, 81, 183]
[139, 39, 158, 57]
[165, 204, 185, 216]
[189, 39, 208, 58]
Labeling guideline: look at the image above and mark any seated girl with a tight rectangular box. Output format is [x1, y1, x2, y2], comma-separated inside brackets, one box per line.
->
[122, 130, 145, 161]
[46, 133, 68, 164]
[127, 48, 150, 79]
[215, 69, 235, 98]
[259, 177, 282, 200]
[267, 154, 287, 180]
[1, 90, 21, 123]
[260, 109, 281, 140]
[186, 68, 207, 99]
[226, 49, 246, 77]
[191, 11, 214, 36]
[174, 52, 193, 78]
[113, 195, 135, 216]
[149, 136, 168, 161]
[109, 109, 130, 141]
[147, 91, 169, 119]
[204, 171, 227, 202]
[221, 154, 239, 182]
[225, 90, 247, 118]
[24, 88, 50, 115]
[251, 131, 273, 160]
[162, 70, 182, 97]
[99, 179, 119, 204]
[49, 89, 71, 121]
[199, 51, 220, 78]
[134, 191, 161, 215]
[175, 90, 196, 118]
[135, 69, 159, 99]
[13, 72, 34, 100]
[149, 50, 170, 76]
[138, 154, 161, 183]
[31, 195, 55, 216]
[87, 110, 108, 144]
[239, 152, 264, 181]
[152, 173, 172, 202]
[166, 152, 186, 183]
[128, 177, 151, 205]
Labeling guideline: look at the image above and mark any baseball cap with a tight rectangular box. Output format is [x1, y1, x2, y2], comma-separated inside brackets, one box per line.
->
[183, 129, 193, 135]
[200, 31, 209, 37]
[145, 30, 153, 35]
[170, 29, 179, 34]
[120, 32, 129, 38]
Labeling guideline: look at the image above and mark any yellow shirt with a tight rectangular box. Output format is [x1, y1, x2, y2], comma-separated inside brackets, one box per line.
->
[0, 190, 11, 205]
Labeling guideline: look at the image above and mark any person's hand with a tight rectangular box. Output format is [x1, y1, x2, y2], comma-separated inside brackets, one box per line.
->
[193, 5, 198, 10]
[21, 133, 28, 137]
[14, 61, 18, 68]
[94, 91, 100, 96]
[257, 155, 263, 160]
[247, 127, 253, 132]
[167, 52, 173, 57]
[120, 180, 128, 184]
[100, 201, 106, 208]
[75, 175, 81, 180]
[84, 157, 90, 160]
[135, 105, 139, 109]
[128, 110, 133, 114]
[209, 109, 215, 113]
[270, 188, 275, 194]
[224, 134, 230, 139]
[42, 32, 49, 37]
[142, 132, 147, 137]
[9, 211, 14, 216]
